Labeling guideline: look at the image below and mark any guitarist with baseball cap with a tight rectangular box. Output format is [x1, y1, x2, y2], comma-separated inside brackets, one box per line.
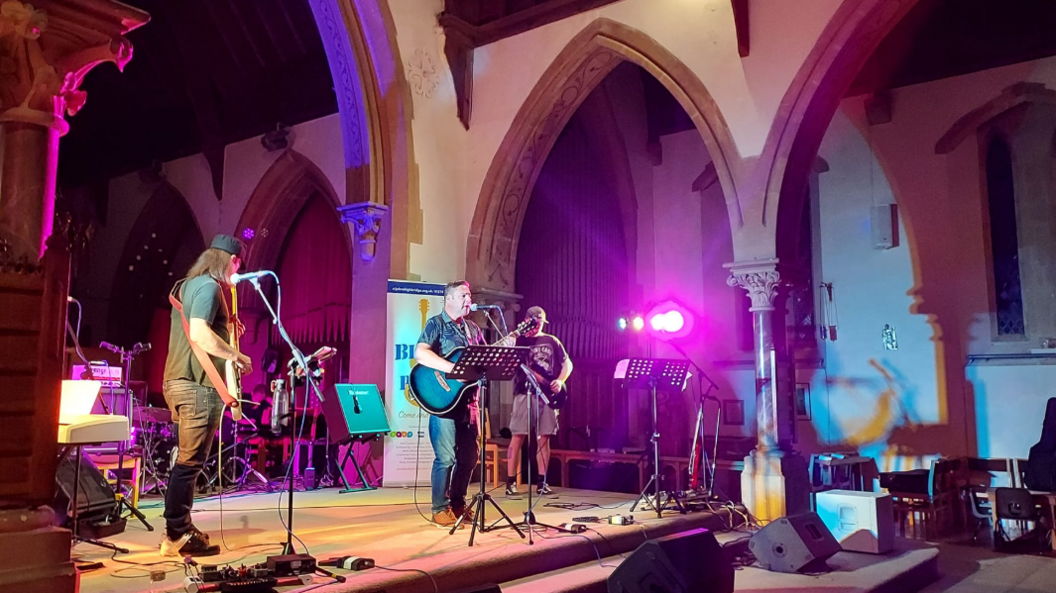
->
[505, 306, 572, 498]
[160, 234, 253, 556]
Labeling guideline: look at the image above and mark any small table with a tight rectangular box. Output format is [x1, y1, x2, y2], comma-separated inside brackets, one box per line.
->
[810, 454, 872, 492]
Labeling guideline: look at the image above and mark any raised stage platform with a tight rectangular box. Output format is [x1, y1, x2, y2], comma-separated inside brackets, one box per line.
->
[74, 486, 939, 593]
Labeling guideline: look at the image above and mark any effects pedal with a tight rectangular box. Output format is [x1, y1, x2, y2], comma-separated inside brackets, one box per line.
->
[607, 514, 635, 526]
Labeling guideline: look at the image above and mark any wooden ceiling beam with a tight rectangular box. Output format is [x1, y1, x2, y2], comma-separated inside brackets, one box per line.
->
[732, 0, 749, 58]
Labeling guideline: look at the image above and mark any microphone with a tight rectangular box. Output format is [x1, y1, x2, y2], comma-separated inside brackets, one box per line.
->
[229, 270, 272, 284]
[132, 342, 151, 355]
[99, 341, 122, 354]
[271, 379, 289, 433]
[469, 304, 501, 311]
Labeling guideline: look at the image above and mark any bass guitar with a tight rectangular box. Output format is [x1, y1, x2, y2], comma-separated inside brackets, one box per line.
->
[408, 315, 540, 416]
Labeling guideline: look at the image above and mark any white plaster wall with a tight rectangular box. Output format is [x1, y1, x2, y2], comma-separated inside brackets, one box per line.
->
[815, 56, 1056, 464]
[387, 0, 469, 282]
[385, 0, 843, 281]
[816, 103, 939, 463]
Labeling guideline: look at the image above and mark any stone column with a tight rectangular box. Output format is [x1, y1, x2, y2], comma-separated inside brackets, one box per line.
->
[0, 4, 148, 593]
[339, 201, 391, 482]
[726, 259, 809, 521]
[0, 0, 145, 263]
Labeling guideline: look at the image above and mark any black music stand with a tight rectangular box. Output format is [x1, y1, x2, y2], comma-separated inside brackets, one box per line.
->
[448, 345, 529, 546]
[622, 358, 691, 518]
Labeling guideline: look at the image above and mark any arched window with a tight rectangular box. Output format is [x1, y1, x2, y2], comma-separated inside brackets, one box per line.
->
[985, 137, 1024, 336]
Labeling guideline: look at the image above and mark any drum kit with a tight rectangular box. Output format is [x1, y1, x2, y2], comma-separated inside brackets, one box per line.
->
[135, 405, 270, 495]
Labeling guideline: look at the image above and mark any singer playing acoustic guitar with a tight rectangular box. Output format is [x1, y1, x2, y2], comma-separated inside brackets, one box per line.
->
[413, 280, 489, 528]
[161, 234, 253, 556]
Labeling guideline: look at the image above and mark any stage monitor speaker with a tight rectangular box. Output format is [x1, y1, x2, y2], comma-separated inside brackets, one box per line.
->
[54, 452, 119, 526]
[749, 511, 841, 573]
[607, 527, 734, 593]
[322, 384, 392, 445]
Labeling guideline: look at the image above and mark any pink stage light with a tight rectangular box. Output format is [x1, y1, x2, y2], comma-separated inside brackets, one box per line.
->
[645, 301, 693, 339]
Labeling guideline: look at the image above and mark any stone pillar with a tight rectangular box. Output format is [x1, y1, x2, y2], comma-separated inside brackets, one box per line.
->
[339, 201, 391, 481]
[0, 0, 145, 263]
[726, 259, 809, 521]
[0, 4, 148, 592]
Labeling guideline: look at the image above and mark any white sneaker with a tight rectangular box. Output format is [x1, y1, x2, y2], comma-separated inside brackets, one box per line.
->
[159, 532, 192, 557]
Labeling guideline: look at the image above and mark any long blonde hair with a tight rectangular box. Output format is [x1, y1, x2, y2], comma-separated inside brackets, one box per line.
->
[184, 247, 234, 287]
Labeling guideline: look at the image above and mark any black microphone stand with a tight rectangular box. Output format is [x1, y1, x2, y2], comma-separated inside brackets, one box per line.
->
[243, 273, 324, 555]
[477, 311, 570, 543]
[102, 341, 153, 531]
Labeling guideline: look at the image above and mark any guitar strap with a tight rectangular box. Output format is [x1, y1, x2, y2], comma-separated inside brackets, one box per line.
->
[168, 279, 240, 411]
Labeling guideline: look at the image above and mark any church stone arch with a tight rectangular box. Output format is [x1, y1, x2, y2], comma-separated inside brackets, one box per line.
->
[236, 150, 352, 282]
[763, 0, 924, 263]
[465, 17, 741, 293]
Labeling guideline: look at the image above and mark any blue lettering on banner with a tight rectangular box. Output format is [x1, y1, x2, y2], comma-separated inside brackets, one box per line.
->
[387, 280, 445, 296]
[399, 375, 410, 391]
[394, 344, 416, 360]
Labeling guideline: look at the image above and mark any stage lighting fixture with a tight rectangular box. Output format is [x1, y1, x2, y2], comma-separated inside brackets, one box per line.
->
[631, 316, 645, 331]
[645, 301, 693, 339]
[618, 317, 629, 331]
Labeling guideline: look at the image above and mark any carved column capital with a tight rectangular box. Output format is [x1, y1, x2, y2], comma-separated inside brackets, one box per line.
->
[338, 201, 389, 262]
[0, 0, 146, 133]
[725, 259, 789, 311]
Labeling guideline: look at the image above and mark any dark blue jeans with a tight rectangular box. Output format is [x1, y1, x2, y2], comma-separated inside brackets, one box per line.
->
[429, 414, 479, 515]
[162, 379, 223, 538]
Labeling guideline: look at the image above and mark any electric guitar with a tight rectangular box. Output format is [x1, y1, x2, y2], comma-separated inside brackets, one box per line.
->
[224, 285, 244, 422]
[408, 316, 540, 416]
[523, 365, 567, 410]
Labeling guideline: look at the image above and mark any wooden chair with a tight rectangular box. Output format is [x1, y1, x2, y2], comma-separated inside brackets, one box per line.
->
[90, 451, 143, 509]
[880, 457, 960, 540]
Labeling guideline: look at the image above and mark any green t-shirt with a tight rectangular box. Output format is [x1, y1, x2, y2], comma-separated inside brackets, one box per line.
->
[163, 275, 230, 388]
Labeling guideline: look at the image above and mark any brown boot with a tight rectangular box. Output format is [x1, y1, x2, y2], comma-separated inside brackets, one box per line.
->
[432, 508, 463, 529]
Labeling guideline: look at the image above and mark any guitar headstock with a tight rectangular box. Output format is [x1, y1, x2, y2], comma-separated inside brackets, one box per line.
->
[510, 314, 542, 339]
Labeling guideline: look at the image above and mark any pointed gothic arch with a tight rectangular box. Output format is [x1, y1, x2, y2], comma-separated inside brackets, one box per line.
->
[465, 17, 740, 293]
[236, 150, 352, 286]
[107, 182, 204, 346]
[762, 0, 924, 262]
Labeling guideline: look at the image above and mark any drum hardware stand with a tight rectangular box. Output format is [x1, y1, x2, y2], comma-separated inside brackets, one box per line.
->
[623, 358, 691, 518]
[448, 345, 529, 546]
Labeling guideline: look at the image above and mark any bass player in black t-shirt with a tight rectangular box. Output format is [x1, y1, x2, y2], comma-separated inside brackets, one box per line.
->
[505, 306, 573, 497]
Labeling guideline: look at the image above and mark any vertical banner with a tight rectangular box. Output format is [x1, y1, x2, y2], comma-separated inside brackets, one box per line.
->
[383, 280, 445, 486]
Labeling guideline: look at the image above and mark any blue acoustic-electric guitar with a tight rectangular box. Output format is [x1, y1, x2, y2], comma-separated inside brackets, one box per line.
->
[408, 316, 540, 416]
